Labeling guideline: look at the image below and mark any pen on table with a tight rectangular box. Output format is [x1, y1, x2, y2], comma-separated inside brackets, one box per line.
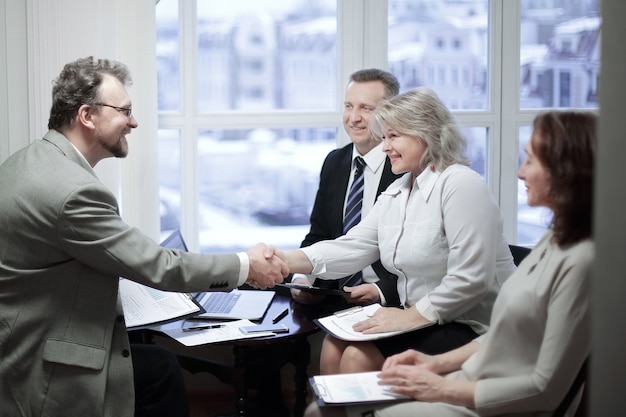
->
[272, 308, 289, 323]
[182, 324, 225, 332]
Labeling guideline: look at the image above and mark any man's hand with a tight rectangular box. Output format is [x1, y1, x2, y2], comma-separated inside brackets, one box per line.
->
[342, 283, 381, 305]
[246, 243, 289, 289]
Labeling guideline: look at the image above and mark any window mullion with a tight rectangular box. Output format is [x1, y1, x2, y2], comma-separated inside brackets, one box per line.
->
[180, 0, 200, 250]
[499, 0, 523, 243]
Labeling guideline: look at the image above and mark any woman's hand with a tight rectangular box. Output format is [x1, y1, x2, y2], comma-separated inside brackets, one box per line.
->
[352, 306, 431, 334]
[343, 283, 381, 305]
[378, 364, 446, 402]
[378, 363, 476, 407]
[382, 349, 439, 373]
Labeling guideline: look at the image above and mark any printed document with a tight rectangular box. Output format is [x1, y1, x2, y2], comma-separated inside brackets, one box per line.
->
[314, 303, 435, 341]
[160, 319, 275, 346]
[120, 278, 202, 329]
[310, 371, 410, 406]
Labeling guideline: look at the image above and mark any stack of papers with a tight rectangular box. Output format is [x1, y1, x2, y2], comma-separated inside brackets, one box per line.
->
[314, 303, 435, 341]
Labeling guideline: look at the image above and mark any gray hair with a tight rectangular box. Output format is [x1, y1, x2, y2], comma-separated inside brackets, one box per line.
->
[349, 68, 400, 99]
[48, 56, 132, 131]
[370, 87, 469, 171]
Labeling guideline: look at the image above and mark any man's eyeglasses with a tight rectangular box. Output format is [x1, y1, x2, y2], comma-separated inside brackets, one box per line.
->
[94, 103, 133, 118]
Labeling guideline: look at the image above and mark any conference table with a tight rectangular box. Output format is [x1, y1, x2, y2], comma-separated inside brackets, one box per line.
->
[148, 286, 323, 417]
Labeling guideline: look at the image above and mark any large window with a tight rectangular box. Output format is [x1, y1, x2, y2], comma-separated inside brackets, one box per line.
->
[156, 0, 600, 252]
[515, 0, 600, 245]
[157, 0, 338, 252]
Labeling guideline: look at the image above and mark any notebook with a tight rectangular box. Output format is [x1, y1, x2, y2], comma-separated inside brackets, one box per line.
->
[194, 289, 275, 321]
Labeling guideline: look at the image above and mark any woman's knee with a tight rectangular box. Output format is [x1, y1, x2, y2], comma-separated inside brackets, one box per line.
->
[322, 335, 348, 352]
[340, 344, 384, 373]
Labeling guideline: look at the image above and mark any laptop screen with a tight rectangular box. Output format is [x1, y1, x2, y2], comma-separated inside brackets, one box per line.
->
[160, 229, 189, 251]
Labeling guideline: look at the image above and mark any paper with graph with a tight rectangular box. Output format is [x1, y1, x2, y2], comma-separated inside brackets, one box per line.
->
[119, 278, 202, 329]
[310, 371, 410, 405]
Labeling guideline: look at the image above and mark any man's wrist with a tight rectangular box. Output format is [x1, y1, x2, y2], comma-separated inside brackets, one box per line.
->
[236, 252, 249, 286]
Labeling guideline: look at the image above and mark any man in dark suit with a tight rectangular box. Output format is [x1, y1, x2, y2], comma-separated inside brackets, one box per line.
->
[291, 69, 401, 309]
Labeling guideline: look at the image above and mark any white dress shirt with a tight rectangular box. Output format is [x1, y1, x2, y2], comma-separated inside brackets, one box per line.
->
[347, 142, 386, 285]
[294, 143, 387, 293]
[346, 142, 386, 221]
[301, 164, 515, 334]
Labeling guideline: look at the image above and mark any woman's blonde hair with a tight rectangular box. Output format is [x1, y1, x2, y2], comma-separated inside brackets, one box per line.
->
[370, 87, 469, 172]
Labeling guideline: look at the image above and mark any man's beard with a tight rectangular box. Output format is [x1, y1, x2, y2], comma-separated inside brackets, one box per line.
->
[97, 133, 128, 158]
[108, 139, 128, 158]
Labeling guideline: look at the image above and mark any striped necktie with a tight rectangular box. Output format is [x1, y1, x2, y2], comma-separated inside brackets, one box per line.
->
[343, 156, 365, 233]
[339, 156, 365, 287]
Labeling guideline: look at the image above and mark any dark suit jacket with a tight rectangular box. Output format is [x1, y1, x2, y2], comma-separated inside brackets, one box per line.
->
[301, 143, 402, 307]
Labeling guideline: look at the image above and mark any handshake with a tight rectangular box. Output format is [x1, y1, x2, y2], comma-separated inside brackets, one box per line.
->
[245, 243, 308, 289]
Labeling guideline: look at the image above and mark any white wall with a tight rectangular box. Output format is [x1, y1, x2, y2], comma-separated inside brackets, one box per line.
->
[591, 1, 626, 415]
[0, 0, 160, 239]
[0, 0, 29, 161]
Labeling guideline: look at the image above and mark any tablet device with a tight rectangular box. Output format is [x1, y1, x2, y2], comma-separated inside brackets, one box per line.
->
[277, 282, 347, 296]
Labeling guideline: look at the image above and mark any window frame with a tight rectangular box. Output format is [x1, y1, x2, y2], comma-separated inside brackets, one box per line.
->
[156, 0, 589, 250]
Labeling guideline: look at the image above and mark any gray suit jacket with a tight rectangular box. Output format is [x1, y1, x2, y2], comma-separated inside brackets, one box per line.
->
[0, 130, 241, 417]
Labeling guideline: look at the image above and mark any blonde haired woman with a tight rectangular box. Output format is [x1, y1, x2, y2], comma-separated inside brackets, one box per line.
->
[276, 87, 515, 374]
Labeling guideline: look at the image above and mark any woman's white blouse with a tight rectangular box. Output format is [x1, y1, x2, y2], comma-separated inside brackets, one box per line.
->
[301, 164, 515, 334]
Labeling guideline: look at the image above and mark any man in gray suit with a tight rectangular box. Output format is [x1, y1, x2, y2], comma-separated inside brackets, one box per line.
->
[0, 57, 287, 417]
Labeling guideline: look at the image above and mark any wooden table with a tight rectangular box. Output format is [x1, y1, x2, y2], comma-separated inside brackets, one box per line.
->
[149, 287, 321, 417]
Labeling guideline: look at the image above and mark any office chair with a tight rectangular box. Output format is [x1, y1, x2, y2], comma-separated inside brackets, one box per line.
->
[509, 244, 532, 266]
[552, 356, 589, 417]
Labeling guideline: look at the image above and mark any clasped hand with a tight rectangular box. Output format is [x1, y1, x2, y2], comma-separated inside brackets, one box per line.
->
[378, 349, 444, 402]
[377, 349, 476, 407]
[245, 243, 289, 289]
[378, 362, 446, 402]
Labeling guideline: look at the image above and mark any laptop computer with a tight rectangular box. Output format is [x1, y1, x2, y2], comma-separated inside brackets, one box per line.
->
[160, 228, 189, 251]
[161, 229, 275, 321]
[193, 289, 275, 321]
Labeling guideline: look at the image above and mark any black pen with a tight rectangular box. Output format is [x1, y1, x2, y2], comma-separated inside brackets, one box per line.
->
[182, 324, 225, 332]
[272, 308, 289, 323]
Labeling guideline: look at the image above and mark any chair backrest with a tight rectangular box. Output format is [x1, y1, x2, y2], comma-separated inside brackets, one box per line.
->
[552, 356, 589, 417]
[509, 244, 532, 266]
